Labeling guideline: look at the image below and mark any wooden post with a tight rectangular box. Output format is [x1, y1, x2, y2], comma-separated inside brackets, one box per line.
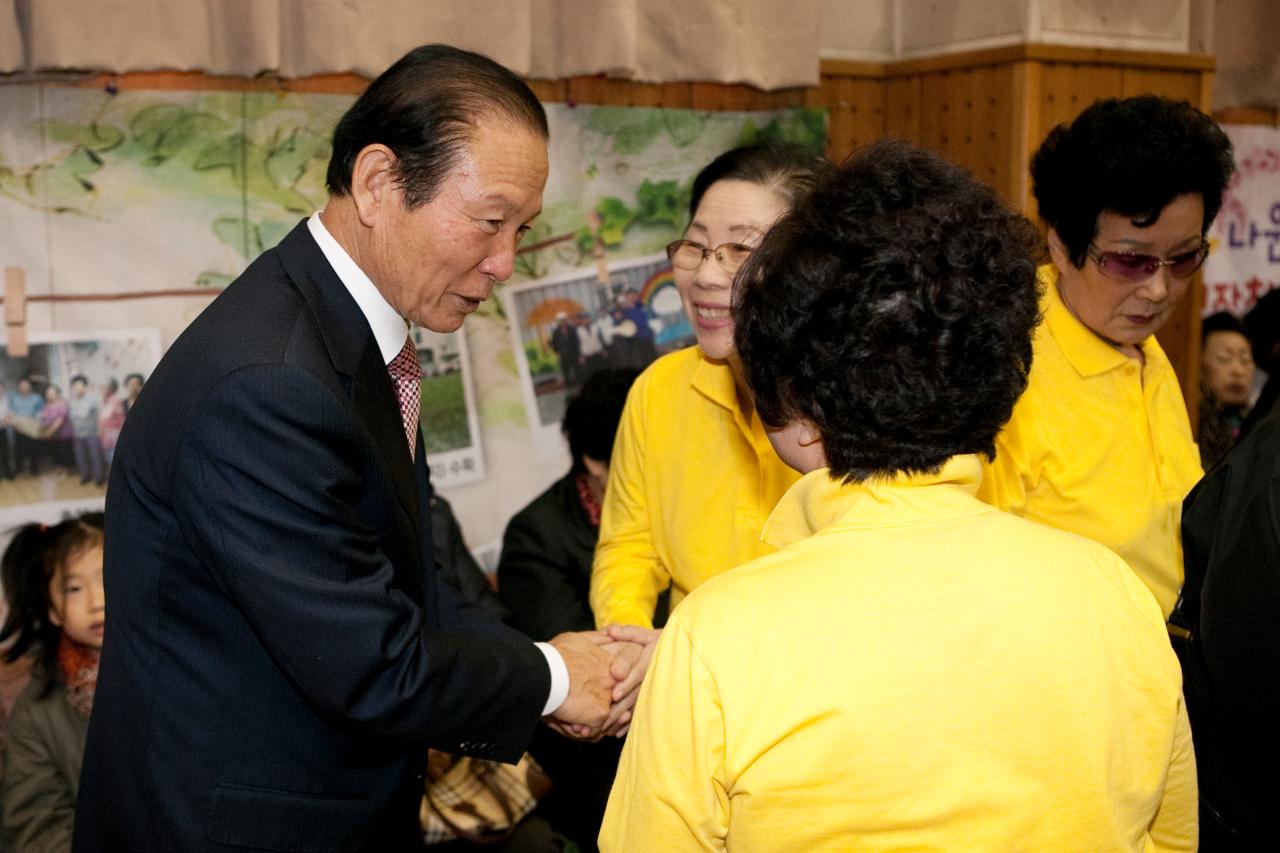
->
[4, 267, 26, 357]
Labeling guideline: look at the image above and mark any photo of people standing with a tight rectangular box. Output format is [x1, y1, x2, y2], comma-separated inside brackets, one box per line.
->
[0, 335, 157, 511]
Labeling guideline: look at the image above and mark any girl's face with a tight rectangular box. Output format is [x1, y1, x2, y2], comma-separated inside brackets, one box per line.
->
[48, 542, 105, 649]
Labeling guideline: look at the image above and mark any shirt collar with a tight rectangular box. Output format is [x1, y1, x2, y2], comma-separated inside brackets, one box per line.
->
[762, 455, 990, 550]
[1040, 264, 1155, 378]
[308, 211, 408, 365]
[690, 353, 739, 412]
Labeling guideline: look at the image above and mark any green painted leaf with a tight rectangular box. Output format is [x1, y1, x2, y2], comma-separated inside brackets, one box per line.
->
[130, 105, 229, 165]
[663, 111, 706, 148]
[195, 271, 236, 289]
[39, 120, 125, 152]
[193, 133, 245, 176]
[211, 216, 248, 257]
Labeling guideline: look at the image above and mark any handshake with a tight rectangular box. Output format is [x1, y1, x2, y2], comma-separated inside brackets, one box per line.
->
[545, 625, 662, 741]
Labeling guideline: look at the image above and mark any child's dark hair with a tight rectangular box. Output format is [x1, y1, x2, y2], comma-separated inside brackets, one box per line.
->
[0, 512, 105, 694]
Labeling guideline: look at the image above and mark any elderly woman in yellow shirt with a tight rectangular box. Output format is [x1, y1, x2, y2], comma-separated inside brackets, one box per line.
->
[601, 141, 1195, 853]
[977, 95, 1235, 618]
[589, 145, 825, 730]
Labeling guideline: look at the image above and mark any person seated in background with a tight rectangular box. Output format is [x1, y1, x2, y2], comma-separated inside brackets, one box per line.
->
[423, 494, 565, 853]
[601, 141, 1196, 852]
[977, 94, 1235, 619]
[0, 513, 105, 853]
[1197, 312, 1255, 470]
[499, 368, 643, 640]
[497, 368, 646, 853]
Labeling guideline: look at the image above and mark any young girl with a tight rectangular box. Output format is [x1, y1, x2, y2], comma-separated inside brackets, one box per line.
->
[0, 513, 104, 852]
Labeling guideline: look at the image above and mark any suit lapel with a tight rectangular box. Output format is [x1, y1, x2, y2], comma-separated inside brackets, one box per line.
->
[351, 344, 421, 533]
[274, 221, 423, 576]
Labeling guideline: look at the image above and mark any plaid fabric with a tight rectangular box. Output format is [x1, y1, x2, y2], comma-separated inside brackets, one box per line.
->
[387, 337, 423, 460]
[420, 753, 541, 846]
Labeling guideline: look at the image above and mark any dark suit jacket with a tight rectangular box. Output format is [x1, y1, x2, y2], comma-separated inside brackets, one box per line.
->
[497, 473, 598, 642]
[73, 222, 549, 852]
[1176, 413, 1280, 848]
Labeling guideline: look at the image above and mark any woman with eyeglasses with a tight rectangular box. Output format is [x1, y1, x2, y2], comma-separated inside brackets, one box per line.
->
[978, 95, 1235, 619]
[589, 145, 826, 732]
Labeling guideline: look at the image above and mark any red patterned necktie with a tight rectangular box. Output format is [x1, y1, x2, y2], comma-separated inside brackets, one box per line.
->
[386, 337, 423, 460]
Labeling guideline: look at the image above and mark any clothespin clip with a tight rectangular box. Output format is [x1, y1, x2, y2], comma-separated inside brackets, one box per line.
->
[4, 267, 27, 357]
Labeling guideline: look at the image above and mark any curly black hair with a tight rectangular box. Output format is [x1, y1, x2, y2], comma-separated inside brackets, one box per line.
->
[733, 140, 1042, 482]
[1032, 95, 1235, 268]
[1202, 310, 1247, 342]
[563, 368, 640, 472]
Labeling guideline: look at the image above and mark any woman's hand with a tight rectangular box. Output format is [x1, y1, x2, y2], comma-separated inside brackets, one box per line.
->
[599, 624, 663, 737]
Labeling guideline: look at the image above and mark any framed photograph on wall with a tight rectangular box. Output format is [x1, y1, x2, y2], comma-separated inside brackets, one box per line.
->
[502, 252, 692, 454]
[0, 327, 162, 529]
[413, 325, 487, 490]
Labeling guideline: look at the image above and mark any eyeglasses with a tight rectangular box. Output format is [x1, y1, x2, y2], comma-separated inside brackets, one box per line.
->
[1086, 243, 1209, 283]
[665, 239, 754, 275]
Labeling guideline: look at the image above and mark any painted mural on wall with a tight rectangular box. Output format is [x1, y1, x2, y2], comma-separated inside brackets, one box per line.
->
[1204, 124, 1280, 317]
[0, 81, 824, 544]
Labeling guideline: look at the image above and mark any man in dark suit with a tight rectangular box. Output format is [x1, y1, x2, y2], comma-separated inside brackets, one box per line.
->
[74, 44, 617, 852]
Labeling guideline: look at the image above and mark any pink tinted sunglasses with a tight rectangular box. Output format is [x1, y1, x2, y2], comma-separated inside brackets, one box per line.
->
[1086, 243, 1209, 283]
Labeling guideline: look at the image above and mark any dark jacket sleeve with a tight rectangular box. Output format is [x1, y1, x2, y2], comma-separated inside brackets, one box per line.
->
[497, 489, 596, 642]
[172, 364, 548, 760]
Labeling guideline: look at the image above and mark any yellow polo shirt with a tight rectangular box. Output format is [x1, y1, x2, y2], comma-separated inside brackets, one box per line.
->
[977, 268, 1202, 617]
[590, 346, 800, 628]
[600, 458, 1196, 852]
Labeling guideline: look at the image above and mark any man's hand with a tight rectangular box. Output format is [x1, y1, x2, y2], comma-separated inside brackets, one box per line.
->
[546, 630, 616, 738]
[598, 624, 662, 737]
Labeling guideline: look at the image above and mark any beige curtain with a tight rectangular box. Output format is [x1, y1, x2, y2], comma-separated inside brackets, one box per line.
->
[0, 0, 21, 72]
[22, 0, 820, 89]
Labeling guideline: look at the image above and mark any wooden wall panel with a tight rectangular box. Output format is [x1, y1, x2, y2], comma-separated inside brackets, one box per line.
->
[818, 75, 885, 161]
[1121, 68, 1202, 102]
[884, 76, 923, 141]
[1037, 63, 1123, 138]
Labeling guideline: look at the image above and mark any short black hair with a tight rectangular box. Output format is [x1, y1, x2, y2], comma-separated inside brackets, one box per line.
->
[326, 43, 548, 209]
[687, 144, 826, 219]
[1032, 95, 1234, 267]
[563, 369, 640, 472]
[734, 140, 1042, 482]
[1244, 288, 1280, 368]
[1202, 311, 1247, 342]
[124, 372, 145, 385]
[70, 374, 88, 386]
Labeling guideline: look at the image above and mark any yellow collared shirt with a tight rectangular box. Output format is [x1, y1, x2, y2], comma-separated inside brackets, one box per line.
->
[601, 458, 1195, 852]
[977, 267, 1203, 617]
[590, 346, 800, 628]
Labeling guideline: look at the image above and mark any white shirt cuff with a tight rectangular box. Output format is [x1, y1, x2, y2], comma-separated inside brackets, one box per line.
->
[535, 642, 570, 716]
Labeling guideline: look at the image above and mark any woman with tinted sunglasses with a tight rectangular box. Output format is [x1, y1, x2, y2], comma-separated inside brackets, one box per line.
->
[977, 95, 1234, 620]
